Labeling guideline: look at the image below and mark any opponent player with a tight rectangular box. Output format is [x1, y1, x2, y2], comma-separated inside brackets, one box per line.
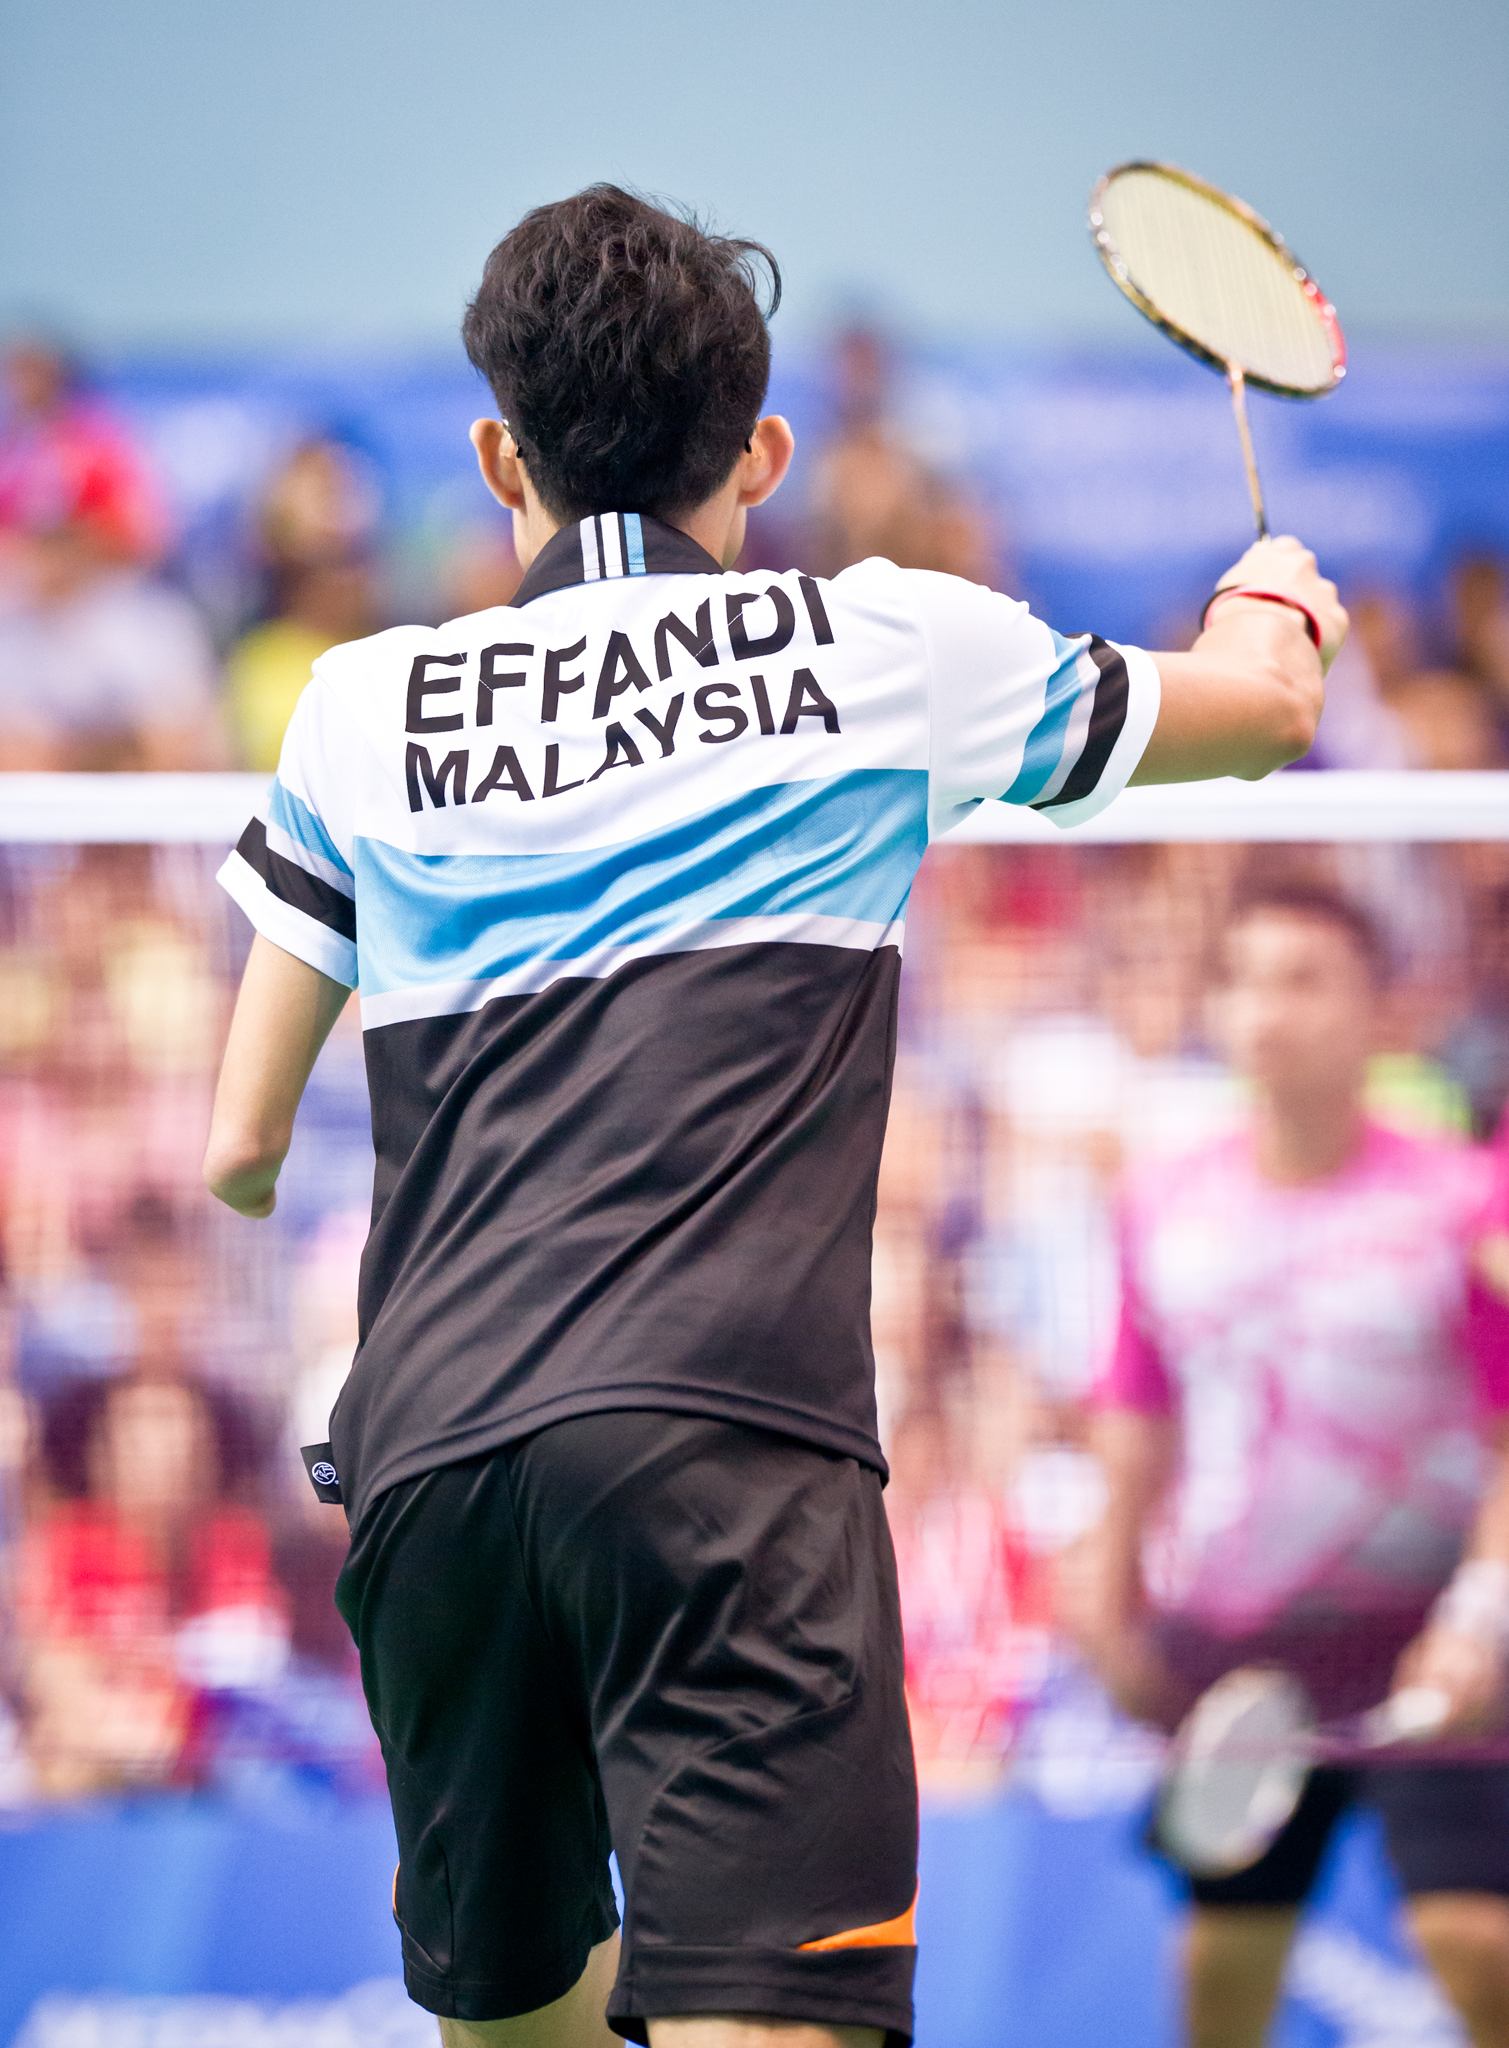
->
[1081, 885, 1509, 2048]
[203, 186, 1343, 2048]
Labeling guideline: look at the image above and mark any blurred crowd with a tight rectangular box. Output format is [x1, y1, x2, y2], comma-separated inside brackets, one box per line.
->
[0, 844, 379, 1805]
[0, 828, 1505, 1809]
[0, 333, 520, 775]
[3, 326, 1509, 1819]
[2, 326, 1508, 775]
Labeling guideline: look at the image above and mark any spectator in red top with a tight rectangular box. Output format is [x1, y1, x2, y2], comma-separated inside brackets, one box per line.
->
[17, 1373, 288, 1798]
[0, 334, 226, 770]
[886, 1405, 1054, 1791]
[0, 335, 168, 577]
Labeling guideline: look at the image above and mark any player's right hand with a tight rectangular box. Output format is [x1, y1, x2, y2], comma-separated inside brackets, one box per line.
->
[1210, 535, 1349, 675]
[1393, 1624, 1507, 1738]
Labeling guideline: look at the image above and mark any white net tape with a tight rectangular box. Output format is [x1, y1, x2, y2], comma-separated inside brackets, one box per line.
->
[3, 772, 1504, 845]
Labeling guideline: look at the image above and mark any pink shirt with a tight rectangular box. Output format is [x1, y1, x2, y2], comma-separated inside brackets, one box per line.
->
[1102, 1122, 1509, 1634]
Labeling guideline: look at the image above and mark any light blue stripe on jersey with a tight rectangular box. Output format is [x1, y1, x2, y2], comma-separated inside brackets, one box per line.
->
[624, 512, 646, 575]
[352, 769, 927, 999]
[267, 777, 354, 879]
[1002, 632, 1094, 806]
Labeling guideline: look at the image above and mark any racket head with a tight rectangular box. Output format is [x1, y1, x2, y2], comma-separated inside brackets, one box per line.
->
[1157, 1665, 1317, 1878]
[1089, 161, 1345, 399]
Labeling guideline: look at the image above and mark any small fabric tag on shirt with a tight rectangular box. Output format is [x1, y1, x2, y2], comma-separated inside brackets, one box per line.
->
[301, 1442, 343, 1505]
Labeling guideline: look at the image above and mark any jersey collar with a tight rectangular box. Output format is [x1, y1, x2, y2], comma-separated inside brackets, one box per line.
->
[510, 512, 724, 608]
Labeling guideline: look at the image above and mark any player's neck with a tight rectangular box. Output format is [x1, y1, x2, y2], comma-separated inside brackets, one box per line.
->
[1251, 1094, 1367, 1185]
[668, 490, 745, 569]
[511, 481, 744, 574]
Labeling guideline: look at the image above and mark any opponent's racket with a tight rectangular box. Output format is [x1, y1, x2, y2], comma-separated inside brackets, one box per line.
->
[1156, 1665, 1450, 1878]
[1088, 162, 1346, 538]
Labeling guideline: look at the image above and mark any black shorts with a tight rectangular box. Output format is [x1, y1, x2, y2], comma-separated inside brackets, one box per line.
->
[1158, 1764, 1509, 1908]
[335, 1411, 919, 2044]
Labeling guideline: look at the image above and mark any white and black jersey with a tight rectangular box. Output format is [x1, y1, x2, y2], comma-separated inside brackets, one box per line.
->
[220, 514, 1159, 1523]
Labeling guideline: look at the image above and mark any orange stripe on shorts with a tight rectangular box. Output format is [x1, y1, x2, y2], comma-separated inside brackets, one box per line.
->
[797, 1888, 918, 1951]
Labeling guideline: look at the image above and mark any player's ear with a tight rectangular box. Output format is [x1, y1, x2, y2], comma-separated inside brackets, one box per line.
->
[735, 415, 795, 509]
[470, 419, 527, 512]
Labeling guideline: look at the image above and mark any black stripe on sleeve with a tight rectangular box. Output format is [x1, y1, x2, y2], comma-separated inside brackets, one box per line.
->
[594, 517, 607, 580]
[1034, 637, 1130, 811]
[236, 818, 358, 942]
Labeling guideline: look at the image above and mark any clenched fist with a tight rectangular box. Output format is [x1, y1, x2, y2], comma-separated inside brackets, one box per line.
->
[1207, 535, 1349, 675]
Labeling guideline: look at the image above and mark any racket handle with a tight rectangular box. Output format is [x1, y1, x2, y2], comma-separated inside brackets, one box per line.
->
[1360, 1685, 1452, 1747]
[1226, 365, 1268, 538]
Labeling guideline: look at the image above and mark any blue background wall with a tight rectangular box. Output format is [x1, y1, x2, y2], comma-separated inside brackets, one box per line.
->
[104, 338, 1509, 652]
[0, 1794, 1456, 2048]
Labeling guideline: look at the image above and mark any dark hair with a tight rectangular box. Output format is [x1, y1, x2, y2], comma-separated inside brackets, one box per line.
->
[1225, 883, 1389, 983]
[39, 1373, 269, 1500]
[462, 185, 780, 523]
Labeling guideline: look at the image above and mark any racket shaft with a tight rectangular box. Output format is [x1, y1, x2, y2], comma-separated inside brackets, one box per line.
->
[1226, 366, 1268, 537]
[1198, 1687, 1456, 1765]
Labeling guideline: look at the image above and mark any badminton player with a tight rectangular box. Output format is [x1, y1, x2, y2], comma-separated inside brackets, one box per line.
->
[203, 186, 1343, 2048]
[1083, 885, 1509, 2048]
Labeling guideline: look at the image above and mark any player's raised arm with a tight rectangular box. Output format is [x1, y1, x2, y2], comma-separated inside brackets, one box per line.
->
[1131, 535, 1347, 786]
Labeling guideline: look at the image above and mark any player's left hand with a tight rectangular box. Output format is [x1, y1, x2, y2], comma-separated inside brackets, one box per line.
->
[1393, 1625, 1507, 1737]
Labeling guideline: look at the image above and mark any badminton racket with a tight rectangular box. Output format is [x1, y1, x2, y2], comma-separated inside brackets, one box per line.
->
[1089, 161, 1345, 538]
[1156, 1665, 1453, 1878]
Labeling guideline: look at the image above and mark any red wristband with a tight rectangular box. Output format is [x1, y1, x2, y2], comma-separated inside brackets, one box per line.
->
[1200, 585, 1322, 650]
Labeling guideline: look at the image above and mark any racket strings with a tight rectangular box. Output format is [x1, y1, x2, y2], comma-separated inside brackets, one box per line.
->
[1099, 170, 1337, 394]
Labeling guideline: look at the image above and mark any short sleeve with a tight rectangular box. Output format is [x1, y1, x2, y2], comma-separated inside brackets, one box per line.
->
[1095, 1210, 1178, 1415]
[217, 674, 359, 987]
[1461, 1143, 1509, 1415]
[1466, 1281, 1509, 1416]
[905, 570, 1161, 839]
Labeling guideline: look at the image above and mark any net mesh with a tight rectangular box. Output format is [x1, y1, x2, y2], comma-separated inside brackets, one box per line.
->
[0, 791, 1505, 1813]
[1098, 166, 1339, 394]
[0, 836, 380, 1806]
[879, 829, 1509, 1794]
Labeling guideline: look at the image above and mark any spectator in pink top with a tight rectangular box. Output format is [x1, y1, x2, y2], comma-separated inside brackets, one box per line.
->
[1075, 884, 1509, 2048]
